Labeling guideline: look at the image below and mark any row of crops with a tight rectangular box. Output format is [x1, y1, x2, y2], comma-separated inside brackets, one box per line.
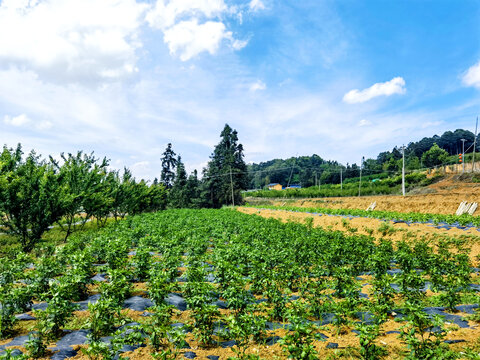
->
[244, 204, 480, 228]
[1, 209, 480, 359]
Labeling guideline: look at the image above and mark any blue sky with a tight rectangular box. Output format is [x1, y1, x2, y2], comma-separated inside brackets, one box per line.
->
[0, 0, 479, 180]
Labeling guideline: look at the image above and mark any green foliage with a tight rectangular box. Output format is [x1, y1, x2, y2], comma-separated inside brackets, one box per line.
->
[33, 282, 76, 340]
[354, 322, 387, 360]
[161, 143, 177, 189]
[0, 298, 17, 339]
[82, 325, 145, 360]
[279, 301, 323, 360]
[148, 268, 172, 307]
[0, 145, 65, 251]
[100, 268, 132, 306]
[86, 298, 123, 341]
[142, 305, 186, 353]
[191, 304, 220, 346]
[421, 143, 449, 168]
[1, 208, 477, 358]
[428, 241, 471, 312]
[224, 311, 267, 359]
[25, 332, 47, 359]
[202, 124, 248, 208]
[50, 151, 109, 240]
[244, 204, 480, 227]
[132, 245, 153, 281]
[0, 144, 167, 253]
[399, 302, 456, 360]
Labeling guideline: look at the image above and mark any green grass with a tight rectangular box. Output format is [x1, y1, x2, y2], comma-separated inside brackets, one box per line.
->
[0, 218, 116, 257]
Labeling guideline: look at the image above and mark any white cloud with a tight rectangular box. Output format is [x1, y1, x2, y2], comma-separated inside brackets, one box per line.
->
[131, 160, 150, 172]
[3, 113, 53, 130]
[147, 0, 246, 61]
[250, 80, 266, 92]
[358, 119, 371, 127]
[164, 20, 233, 61]
[36, 120, 53, 130]
[0, 0, 148, 84]
[249, 0, 265, 11]
[4, 114, 30, 127]
[462, 61, 480, 89]
[146, 0, 227, 29]
[343, 77, 406, 104]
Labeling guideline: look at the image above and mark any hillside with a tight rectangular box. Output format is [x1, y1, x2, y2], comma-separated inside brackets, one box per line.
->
[246, 174, 480, 215]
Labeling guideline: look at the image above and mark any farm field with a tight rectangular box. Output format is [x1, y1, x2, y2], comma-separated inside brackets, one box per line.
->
[2, 209, 480, 359]
[237, 207, 480, 264]
[246, 175, 480, 215]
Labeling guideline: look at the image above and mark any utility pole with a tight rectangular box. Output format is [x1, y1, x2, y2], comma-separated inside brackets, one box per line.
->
[473, 117, 478, 173]
[230, 167, 235, 207]
[358, 157, 364, 197]
[340, 169, 343, 191]
[461, 138, 466, 173]
[402, 145, 405, 196]
[315, 172, 318, 188]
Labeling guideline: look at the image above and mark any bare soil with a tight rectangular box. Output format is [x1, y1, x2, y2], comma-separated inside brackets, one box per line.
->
[246, 175, 480, 215]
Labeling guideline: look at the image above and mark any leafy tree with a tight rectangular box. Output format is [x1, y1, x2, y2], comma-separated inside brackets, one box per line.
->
[108, 168, 134, 221]
[160, 143, 177, 189]
[0, 145, 64, 252]
[51, 151, 109, 240]
[202, 124, 248, 208]
[421, 143, 449, 168]
[383, 157, 400, 172]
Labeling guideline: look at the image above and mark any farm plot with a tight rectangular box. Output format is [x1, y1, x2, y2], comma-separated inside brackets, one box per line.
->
[245, 175, 480, 215]
[1, 209, 480, 359]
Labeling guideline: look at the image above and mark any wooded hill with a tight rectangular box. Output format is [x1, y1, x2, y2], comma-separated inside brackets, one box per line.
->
[248, 128, 478, 189]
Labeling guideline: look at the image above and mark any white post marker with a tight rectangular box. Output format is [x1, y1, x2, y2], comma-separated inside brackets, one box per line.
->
[461, 138, 466, 174]
[472, 117, 478, 173]
[402, 145, 405, 196]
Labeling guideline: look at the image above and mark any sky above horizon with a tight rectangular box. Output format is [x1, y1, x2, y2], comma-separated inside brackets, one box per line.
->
[0, 0, 479, 180]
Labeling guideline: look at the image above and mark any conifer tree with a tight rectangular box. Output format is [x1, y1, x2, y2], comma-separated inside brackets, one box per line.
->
[160, 143, 177, 188]
[169, 156, 188, 208]
[202, 124, 248, 208]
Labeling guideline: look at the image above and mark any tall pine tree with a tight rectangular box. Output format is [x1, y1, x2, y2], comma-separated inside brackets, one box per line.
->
[160, 143, 177, 188]
[202, 124, 248, 208]
[169, 156, 188, 208]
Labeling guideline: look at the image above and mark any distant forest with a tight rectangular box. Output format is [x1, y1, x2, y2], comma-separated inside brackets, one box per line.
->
[248, 128, 478, 189]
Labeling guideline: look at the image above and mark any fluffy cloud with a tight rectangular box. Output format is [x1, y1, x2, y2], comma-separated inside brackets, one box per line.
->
[164, 20, 238, 61]
[0, 0, 254, 84]
[147, 0, 247, 61]
[3, 113, 52, 130]
[0, 0, 147, 85]
[343, 77, 406, 104]
[146, 0, 227, 29]
[358, 119, 371, 127]
[4, 114, 30, 127]
[250, 80, 266, 92]
[249, 0, 265, 11]
[462, 61, 480, 89]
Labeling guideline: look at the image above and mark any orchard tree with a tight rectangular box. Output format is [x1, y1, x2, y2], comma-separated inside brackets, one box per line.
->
[160, 143, 177, 188]
[0, 145, 64, 252]
[202, 124, 248, 208]
[51, 151, 109, 240]
[421, 143, 449, 168]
